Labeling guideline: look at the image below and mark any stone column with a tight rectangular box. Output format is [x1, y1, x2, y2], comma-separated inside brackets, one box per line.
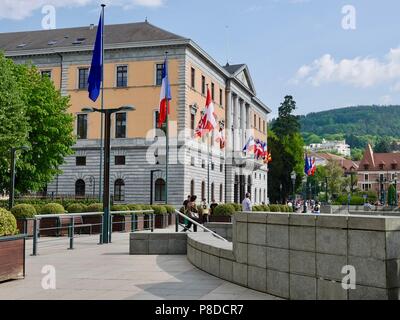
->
[232, 94, 239, 152]
[240, 99, 245, 147]
[225, 88, 235, 203]
[245, 103, 251, 142]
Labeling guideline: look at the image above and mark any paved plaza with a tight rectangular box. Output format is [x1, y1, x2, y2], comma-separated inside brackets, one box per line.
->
[0, 232, 279, 300]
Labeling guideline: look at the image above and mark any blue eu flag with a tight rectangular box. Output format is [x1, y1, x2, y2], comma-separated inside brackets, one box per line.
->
[88, 12, 103, 102]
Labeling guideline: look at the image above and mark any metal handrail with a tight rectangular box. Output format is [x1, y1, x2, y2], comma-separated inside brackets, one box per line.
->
[174, 210, 228, 242]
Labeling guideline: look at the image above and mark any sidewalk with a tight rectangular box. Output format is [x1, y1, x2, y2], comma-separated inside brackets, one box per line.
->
[0, 232, 280, 300]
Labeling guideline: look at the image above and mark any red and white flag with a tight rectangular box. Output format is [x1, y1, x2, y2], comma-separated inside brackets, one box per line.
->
[195, 87, 217, 138]
[215, 128, 226, 149]
[158, 57, 171, 128]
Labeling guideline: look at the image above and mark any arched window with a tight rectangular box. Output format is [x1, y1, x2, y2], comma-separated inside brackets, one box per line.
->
[190, 180, 195, 196]
[220, 184, 223, 203]
[211, 183, 215, 202]
[155, 179, 166, 202]
[114, 179, 125, 202]
[75, 179, 85, 198]
[201, 181, 206, 201]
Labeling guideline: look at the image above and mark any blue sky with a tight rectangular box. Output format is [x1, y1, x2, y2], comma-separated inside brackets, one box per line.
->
[1, 0, 399, 117]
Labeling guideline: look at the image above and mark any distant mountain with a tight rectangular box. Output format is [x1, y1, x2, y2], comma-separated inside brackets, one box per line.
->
[300, 105, 400, 150]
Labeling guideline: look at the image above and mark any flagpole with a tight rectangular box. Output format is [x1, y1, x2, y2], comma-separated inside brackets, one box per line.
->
[207, 84, 210, 204]
[165, 51, 169, 205]
[98, 4, 105, 201]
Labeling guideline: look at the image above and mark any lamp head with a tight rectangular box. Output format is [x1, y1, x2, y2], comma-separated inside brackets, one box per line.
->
[82, 107, 95, 113]
[118, 105, 135, 112]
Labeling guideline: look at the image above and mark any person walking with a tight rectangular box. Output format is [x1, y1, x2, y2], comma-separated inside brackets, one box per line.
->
[182, 195, 200, 232]
[242, 193, 252, 212]
[201, 198, 210, 223]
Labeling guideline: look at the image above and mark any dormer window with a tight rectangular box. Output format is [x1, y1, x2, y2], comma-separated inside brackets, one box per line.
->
[379, 164, 384, 170]
[392, 164, 397, 170]
[364, 164, 369, 170]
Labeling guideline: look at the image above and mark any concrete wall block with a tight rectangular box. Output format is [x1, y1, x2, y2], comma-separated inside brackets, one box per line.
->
[267, 269, 289, 299]
[348, 256, 387, 288]
[388, 288, 400, 300]
[236, 222, 248, 243]
[266, 225, 289, 249]
[386, 231, 400, 259]
[348, 216, 386, 231]
[194, 248, 202, 267]
[129, 240, 149, 255]
[148, 233, 170, 240]
[130, 233, 150, 240]
[187, 244, 195, 263]
[248, 213, 267, 224]
[149, 240, 169, 255]
[289, 250, 316, 277]
[289, 214, 316, 227]
[349, 230, 386, 260]
[209, 254, 220, 277]
[234, 213, 248, 223]
[267, 213, 290, 225]
[220, 258, 233, 282]
[349, 285, 388, 300]
[267, 247, 289, 273]
[248, 223, 267, 245]
[317, 279, 348, 300]
[290, 226, 316, 252]
[316, 253, 347, 282]
[248, 265, 267, 293]
[248, 244, 267, 269]
[234, 243, 248, 264]
[385, 217, 400, 231]
[220, 248, 235, 261]
[386, 259, 400, 289]
[168, 239, 187, 254]
[289, 274, 317, 300]
[201, 252, 211, 273]
[316, 228, 347, 256]
[316, 215, 348, 229]
[233, 262, 248, 287]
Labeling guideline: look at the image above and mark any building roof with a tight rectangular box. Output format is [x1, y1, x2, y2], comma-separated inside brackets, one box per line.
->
[0, 21, 185, 52]
[310, 152, 359, 172]
[223, 63, 246, 75]
[359, 144, 400, 171]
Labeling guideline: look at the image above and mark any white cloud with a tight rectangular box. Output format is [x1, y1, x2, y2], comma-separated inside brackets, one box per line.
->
[381, 95, 392, 104]
[0, 0, 165, 20]
[292, 47, 400, 88]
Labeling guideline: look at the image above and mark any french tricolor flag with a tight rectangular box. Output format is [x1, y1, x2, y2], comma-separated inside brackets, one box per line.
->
[158, 56, 172, 128]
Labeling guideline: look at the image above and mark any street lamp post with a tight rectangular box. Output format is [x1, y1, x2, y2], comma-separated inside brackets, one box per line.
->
[82, 106, 135, 244]
[9, 146, 30, 210]
[150, 169, 162, 205]
[302, 176, 307, 213]
[291, 171, 297, 201]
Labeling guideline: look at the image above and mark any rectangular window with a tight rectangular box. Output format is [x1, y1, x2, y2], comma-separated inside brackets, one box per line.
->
[41, 70, 52, 78]
[191, 157, 195, 167]
[263, 120, 266, 133]
[201, 76, 206, 95]
[220, 163, 224, 173]
[259, 118, 261, 131]
[365, 174, 369, 181]
[77, 114, 87, 139]
[219, 89, 223, 106]
[78, 68, 89, 89]
[116, 65, 128, 88]
[190, 112, 195, 131]
[115, 113, 127, 139]
[115, 156, 126, 166]
[254, 114, 257, 128]
[211, 83, 215, 101]
[191, 67, 196, 88]
[76, 156, 86, 166]
[156, 63, 163, 86]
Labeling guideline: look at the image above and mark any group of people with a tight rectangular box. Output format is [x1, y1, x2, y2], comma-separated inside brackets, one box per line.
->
[181, 195, 219, 232]
[287, 199, 321, 213]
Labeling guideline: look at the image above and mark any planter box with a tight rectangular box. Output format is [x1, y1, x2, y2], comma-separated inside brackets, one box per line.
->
[39, 217, 60, 237]
[168, 212, 176, 226]
[82, 215, 103, 234]
[112, 215, 133, 232]
[209, 215, 232, 223]
[143, 214, 151, 230]
[16, 219, 34, 237]
[155, 214, 168, 229]
[0, 235, 25, 282]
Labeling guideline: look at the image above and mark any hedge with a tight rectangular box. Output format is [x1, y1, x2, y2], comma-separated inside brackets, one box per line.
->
[151, 205, 167, 215]
[11, 204, 37, 219]
[66, 203, 87, 213]
[0, 208, 18, 237]
[86, 203, 103, 212]
[213, 204, 235, 216]
[39, 203, 65, 215]
[127, 204, 143, 212]
[111, 205, 130, 213]
[165, 205, 176, 214]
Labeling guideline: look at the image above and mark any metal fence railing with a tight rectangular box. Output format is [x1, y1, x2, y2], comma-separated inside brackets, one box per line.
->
[174, 210, 228, 242]
[31, 210, 155, 256]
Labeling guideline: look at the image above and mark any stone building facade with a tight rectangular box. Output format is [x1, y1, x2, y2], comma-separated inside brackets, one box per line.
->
[0, 21, 271, 206]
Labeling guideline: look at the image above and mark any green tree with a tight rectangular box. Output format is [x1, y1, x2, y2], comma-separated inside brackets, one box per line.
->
[0, 54, 75, 193]
[388, 185, 396, 206]
[374, 137, 393, 153]
[268, 96, 304, 203]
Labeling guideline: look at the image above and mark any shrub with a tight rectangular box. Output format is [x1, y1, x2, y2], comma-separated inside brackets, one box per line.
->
[0, 208, 18, 236]
[269, 204, 280, 212]
[252, 205, 262, 212]
[11, 204, 37, 219]
[140, 204, 153, 211]
[66, 203, 87, 213]
[261, 205, 270, 212]
[213, 204, 235, 216]
[196, 205, 204, 215]
[39, 203, 65, 215]
[151, 205, 167, 215]
[165, 205, 176, 214]
[111, 205, 129, 212]
[230, 203, 242, 211]
[33, 204, 43, 214]
[86, 203, 103, 212]
[127, 204, 143, 212]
